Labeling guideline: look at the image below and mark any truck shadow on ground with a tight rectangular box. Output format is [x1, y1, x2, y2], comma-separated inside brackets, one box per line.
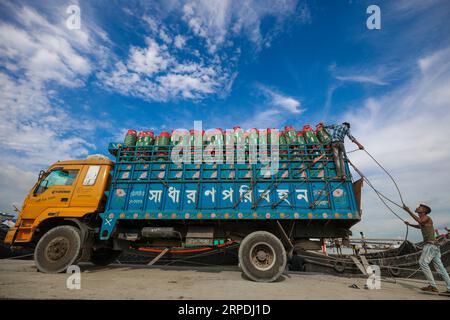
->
[77, 262, 287, 282]
[78, 262, 239, 273]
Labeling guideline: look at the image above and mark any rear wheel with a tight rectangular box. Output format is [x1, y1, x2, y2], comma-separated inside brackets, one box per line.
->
[34, 225, 81, 273]
[238, 231, 287, 282]
[90, 248, 122, 266]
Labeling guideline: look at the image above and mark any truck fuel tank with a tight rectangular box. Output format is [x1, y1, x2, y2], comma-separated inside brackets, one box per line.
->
[141, 227, 179, 239]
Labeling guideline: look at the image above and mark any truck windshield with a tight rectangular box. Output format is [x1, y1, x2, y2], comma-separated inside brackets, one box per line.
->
[34, 169, 79, 195]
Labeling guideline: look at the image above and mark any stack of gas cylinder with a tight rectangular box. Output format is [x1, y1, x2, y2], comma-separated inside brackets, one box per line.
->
[122, 124, 332, 161]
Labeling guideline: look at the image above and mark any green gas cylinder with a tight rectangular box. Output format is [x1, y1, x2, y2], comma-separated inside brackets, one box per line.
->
[279, 131, 287, 145]
[247, 128, 259, 161]
[248, 128, 259, 144]
[190, 129, 204, 163]
[136, 130, 155, 147]
[224, 129, 235, 161]
[279, 132, 288, 159]
[234, 126, 245, 148]
[203, 130, 214, 147]
[213, 128, 224, 147]
[315, 123, 332, 144]
[124, 129, 137, 146]
[171, 129, 190, 147]
[266, 128, 278, 146]
[155, 131, 171, 161]
[284, 125, 297, 145]
[292, 130, 306, 161]
[258, 129, 269, 160]
[136, 131, 154, 161]
[258, 129, 268, 145]
[190, 130, 205, 147]
[225, 129, 235, 146]
[123, 129, 137, 161]
[234, 126, 245, 162]
[296, 131, 306, 145]
[156, 131, 171, 147]
[302, 125, 320, 144]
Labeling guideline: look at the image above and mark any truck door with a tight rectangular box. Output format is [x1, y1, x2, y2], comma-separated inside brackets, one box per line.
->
[70, 164, 110, 208]
[20, 166, 82, 220]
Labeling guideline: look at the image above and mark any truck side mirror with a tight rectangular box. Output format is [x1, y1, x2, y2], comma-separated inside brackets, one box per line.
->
[38, 170, 46, 181]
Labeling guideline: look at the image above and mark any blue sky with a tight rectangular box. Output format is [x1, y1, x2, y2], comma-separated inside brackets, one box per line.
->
[1, 0, 449, 240]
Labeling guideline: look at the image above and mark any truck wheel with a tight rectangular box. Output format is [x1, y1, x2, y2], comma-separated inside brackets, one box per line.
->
[34, 225, 81, 273]
[238, 231, 287, 282]
[90, 248, 122, 266]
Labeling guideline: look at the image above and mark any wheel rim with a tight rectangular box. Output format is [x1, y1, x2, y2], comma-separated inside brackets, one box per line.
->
[45, 236, 70, 261]
[249, 242, 276, 271]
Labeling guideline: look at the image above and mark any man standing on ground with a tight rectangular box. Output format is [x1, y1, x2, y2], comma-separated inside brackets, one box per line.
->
[334, 238, 342, 256]
[360, 231, 368, 254]
[325, 122, 364, 180]
[403, 204, 450, 294]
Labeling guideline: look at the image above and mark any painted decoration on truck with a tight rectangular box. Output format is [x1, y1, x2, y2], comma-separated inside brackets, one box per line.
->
[105, 161, 357, 219]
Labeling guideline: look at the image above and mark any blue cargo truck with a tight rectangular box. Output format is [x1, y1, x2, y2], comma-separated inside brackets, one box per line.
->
[5, 131, 362, 282]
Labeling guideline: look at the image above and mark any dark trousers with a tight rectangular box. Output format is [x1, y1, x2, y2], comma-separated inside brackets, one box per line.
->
[331, 141, 346, 177]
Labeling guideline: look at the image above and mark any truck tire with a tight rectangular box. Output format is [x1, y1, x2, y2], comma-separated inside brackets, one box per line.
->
[90, 248, 122, 266]
[238, 231, 287, 282]
[34, 225, 81, 273]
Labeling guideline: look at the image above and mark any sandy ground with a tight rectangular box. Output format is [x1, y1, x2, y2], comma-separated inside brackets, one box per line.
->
[0, 259, 448, 300]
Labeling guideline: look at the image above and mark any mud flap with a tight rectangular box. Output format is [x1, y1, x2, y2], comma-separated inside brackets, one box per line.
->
[352, 178, 363, 216]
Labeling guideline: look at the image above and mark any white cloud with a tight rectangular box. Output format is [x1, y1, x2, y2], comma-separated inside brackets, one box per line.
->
[334, 75, 388, 86]
[98, 1, 308, 102]
[258, 85, 304, 114]
[181, 0, 306, 52]
[174, 35, 186, 49]
[238, 85, 304, 129]
[0, 163, 37, 213]
[330, 63, 390, 86]
[343, 47, 450, 240]
[128, 39, 172, 75]
[99, 36, 231, 102]
[159, 29, 172, 44]
[241, 108, 282, 129]
[0, 3, 110, 211]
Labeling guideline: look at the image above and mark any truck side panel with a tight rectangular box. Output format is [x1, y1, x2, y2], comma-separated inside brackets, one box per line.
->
[99, 146, 360, 240]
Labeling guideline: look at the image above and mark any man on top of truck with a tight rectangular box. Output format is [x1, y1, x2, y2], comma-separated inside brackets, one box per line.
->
[325, 122, 364, 180]
[403, 204, 450, 294]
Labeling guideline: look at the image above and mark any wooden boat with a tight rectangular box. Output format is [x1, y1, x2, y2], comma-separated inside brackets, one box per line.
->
[296, 235, 450, 279]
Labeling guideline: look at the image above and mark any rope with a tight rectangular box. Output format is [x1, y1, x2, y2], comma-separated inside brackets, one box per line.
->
[363, 149, 406, 206]
[346, 150, 410, 242]
[347, 159, 406, 222]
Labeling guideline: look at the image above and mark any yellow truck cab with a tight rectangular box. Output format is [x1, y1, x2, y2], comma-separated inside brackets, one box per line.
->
[4, 158, 114, 271]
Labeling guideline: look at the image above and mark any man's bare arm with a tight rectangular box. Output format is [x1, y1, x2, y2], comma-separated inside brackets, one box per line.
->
[405, 221, 421, 229]
[403, 205, 420, 223]
[352, 139, 364, 150]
